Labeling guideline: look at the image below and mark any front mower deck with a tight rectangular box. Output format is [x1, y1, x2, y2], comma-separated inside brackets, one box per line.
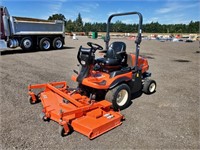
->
[28, 81, 123, 139]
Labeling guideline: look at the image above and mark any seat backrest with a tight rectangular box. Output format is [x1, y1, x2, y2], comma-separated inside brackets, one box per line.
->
[106, 42, 126, 60]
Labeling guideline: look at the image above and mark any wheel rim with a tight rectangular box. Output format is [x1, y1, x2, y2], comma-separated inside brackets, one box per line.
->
[116, 89, 128, 106]
[23, 39, 32, 48]
[149, 82, 156, 93]
[42, 40, 50, 49]
[55, 40, 62, 49]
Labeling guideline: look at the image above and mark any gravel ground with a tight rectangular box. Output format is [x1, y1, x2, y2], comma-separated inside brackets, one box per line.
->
[0, 36, 199, 149]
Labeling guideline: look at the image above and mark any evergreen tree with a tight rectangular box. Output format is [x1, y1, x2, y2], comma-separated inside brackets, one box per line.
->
[48, 13, 199, 33]
[75, 13, 83, 32]
[65, 19, 75, 32]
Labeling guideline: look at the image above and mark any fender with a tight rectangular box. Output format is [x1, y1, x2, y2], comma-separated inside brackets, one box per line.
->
[109, 77, 131, 90]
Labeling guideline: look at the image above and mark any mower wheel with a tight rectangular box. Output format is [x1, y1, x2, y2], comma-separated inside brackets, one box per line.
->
[105, 83, 131, 111]
[59, 125, 71, 137]
[29, 95, 39, 104]
[142, 79, 156, 94]
[39, 112, 49, 122]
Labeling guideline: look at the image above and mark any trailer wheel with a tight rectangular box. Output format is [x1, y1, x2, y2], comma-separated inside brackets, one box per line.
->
[53, 37, 63, 49]
[20, 37, 33, 50]
[142, 79, 156, 94]
[105, 83, 131, 111]
[39, 37, 51, 50]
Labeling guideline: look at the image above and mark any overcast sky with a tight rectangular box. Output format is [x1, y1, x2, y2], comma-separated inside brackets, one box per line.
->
[1, 0, 199, 24]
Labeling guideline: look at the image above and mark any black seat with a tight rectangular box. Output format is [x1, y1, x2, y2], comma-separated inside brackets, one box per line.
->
[96, 42, 127, 70]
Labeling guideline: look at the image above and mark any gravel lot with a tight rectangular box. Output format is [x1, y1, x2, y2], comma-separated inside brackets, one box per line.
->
[0, 36, 199, 149]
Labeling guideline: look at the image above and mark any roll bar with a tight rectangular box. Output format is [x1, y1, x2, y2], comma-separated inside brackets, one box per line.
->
[105, 12, 143, 49]
[104, 12, 143, 70]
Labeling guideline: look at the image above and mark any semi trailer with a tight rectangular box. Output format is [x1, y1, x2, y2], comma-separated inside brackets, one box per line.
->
[0, 6, 65, 51]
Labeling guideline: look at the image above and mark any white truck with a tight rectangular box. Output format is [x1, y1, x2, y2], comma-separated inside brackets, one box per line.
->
[0, 6, 65, 51]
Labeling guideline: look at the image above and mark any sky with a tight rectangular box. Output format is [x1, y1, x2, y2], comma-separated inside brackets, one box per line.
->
[1, 0, 199, 24]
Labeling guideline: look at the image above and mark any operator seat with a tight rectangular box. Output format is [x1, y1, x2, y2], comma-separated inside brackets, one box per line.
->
[96, 41, 127, 71]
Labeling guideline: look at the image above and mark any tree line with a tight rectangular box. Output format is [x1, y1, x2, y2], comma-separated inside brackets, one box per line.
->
[48, 13, 199, 33]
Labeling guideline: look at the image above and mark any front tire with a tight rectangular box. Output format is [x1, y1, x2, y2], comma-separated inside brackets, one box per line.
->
[105, 83, 131, 111]
[142, 79, 156, 94]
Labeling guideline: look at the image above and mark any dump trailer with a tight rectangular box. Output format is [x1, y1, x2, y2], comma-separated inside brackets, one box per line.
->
[0, 6, 65, 51]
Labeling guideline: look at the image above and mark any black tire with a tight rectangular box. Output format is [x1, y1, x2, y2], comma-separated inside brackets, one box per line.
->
[142, 79, 156, 94]
[39, 112, 49, 122]
[29, 95, 38, 104]
[29, 96, 34, 104]
[105, 83, 131, 111]
[59, 125, 72, 137]
[29, 94, 40, 104]
[39, 37, 51, 50]
[52, 37, 63, 49]
[20, 37, 33, 51]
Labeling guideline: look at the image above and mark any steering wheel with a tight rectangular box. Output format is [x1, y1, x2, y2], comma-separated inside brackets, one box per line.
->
[87, 42, 103, 51]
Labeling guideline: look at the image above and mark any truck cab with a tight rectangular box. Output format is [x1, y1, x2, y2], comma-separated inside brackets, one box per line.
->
[0, 6, 9, 49]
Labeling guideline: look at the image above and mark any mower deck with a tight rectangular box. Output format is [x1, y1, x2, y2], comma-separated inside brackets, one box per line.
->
[28, 81, 123, 139]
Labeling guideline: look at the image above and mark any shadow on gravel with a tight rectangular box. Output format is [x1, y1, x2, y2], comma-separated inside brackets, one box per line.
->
[140, 52, 155, 59]
[173, 59, 191, 63]
[126, 90, 157, 109]
[0, 46, 75, 56]
[125, 91, 144, 109]
[131, 91, 143, 100]
[195, 51, 200, 53]
[141, 55, 155, 59]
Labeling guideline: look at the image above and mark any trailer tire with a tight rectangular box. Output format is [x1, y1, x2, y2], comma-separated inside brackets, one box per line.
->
[105, 83, 131, 111]
[20, 37, 33, 51]
[53, 37, 63, 49]
[142, 79, 156, 94]
[39, 37, 51, 50]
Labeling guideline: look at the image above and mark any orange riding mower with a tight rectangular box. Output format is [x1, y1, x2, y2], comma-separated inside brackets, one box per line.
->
[28, 12, 156, 139]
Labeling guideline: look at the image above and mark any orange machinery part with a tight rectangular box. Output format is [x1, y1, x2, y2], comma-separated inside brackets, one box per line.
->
[128, 53, 149, 73]
[28, 81, 123, 139]
[71, 53, 149, 90]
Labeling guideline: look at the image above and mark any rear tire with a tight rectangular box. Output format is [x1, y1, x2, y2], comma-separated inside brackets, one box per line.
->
[39, 37, 51, 50]
[53, 37, 63, 49]
[105, 83, 131, 111]
[20, 37, 33, 51]
[142, 79, 156, 94]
